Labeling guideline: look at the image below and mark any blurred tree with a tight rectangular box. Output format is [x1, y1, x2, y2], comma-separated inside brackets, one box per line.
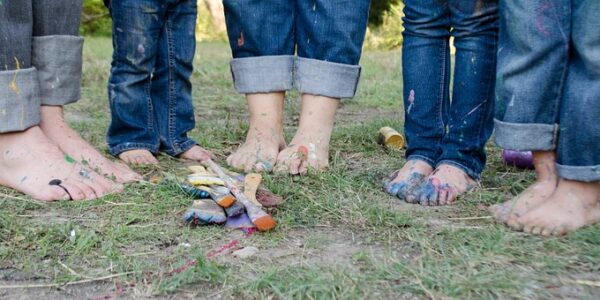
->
[81, 0, 112, 36]
[369, 0, 402, 27]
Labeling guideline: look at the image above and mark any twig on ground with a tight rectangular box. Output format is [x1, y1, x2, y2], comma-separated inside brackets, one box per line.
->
[0, 272, 133, 289]
[448, 216, 492, 221]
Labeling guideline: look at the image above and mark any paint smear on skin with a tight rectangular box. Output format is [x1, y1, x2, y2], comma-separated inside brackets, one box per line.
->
[65, 155, 75, 164]
[297, 145, 309, 160]
[308, 143, 317, 160]
[9, 57, 20, 95]
[407, 90, 415, 114]
[237, 32, 245, 47]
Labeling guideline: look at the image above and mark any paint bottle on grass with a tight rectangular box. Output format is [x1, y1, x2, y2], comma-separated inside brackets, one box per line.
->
[378, 127, 406, 150]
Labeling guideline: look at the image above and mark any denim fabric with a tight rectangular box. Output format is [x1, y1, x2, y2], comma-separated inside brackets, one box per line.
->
[0, 0, 82, 133]
[107, 0, 198, 156]
[402, 0, 499, 179]
[223, 0, 370, 98]
[495, 0, 600, 182]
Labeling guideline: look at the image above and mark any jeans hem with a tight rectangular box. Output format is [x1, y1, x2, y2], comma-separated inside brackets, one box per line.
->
[407, 155, 436, 168]
[0, 68, 41, 133]
[436, 159, 480, 181]
[32, 35, 84, 106]
[109, 142, 160, 157]
[557, 164, 600, 182]
[295, 57, 361, 98]
[162, 139, 198, 157]
[230, 55, 294, 93]
[494, 119, 556, 151]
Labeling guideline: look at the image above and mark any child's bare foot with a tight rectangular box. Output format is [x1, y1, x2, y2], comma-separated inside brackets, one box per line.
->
[415, 164, 477, 206]
[39, 106, 141, 183]
[118, 149, 159, 165]
[0, 127, 120, 201]
[227, 93, 286, 172]
[383, 160, 433, 203]
[275, 94, 338, 175]
[507, 179, 600, 236]
[490, 151, 558, 222]
[179, 145, 213, 162]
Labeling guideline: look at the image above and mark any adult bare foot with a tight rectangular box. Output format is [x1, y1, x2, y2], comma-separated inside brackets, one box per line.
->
[508, 179, 600, 236]
[227, 93, 286, 172]
[415, 164, 477, 206]
[39, 106, 141, 183]
[383, 160, 433, 203]
[0, 127, 120, 201]
[179, 145, 213, 162]
[275, 94, 338, 175]
[490, 151, 558, 223]
[118, 149, 159, 165]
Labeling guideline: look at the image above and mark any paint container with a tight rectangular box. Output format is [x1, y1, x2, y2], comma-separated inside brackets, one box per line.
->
[378, 127, 405, 150]
[502, 150, 534, 169]
[225, 200, 245, 218]
[183, 200, 227, 225]
[179, 184, 211, 199]
[224, 213, 255, 229]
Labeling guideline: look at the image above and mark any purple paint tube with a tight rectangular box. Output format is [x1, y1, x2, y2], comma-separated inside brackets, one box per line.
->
[502, 150, 534, 169]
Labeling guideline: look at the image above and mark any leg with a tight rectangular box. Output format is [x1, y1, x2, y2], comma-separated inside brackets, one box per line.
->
[106, 0, 166, 164]
[514, 0, 600, 236]
[385, 0, 450, 200]
[152, 0, 211, 161]
[415, 0, 499, 206]
[493, 0, 570, 224]
[0, 1, 120, 201]
[224, 0, 294, 172]
[274, 0, 370, 175]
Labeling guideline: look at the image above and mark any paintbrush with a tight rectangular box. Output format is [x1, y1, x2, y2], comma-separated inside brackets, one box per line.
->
[202, 159, 277, 232]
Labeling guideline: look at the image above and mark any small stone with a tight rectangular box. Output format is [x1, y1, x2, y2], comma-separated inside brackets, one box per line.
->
[232, 247, 259, 259]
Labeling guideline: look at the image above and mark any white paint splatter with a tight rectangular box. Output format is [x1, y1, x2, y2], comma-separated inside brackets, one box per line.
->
[407, 89, 415, 114]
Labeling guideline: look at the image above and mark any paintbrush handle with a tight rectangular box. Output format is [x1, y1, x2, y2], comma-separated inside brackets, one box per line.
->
[203, 160, 270, 222]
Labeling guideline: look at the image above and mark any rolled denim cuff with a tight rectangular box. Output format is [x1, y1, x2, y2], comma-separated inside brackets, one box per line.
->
[230, 55, 294, 93]
[294, 57, 361, 99]
[557, 164, 600, 182]
[0, 68, 41, 133]
[32, 35, 84, 106]
[493, 119, 557, 151]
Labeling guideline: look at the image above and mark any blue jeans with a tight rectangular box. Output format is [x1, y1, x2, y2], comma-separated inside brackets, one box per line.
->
[106, 0, 198, 156]
[495, 0, 600, 182]
[401, 0, 499, 179]
[223, 0, 370, 98]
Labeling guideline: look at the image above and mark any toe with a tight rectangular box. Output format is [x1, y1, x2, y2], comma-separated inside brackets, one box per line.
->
[531, 226, 543, 235]
[288, 158, 302, 175]
[61, 182, 86, 201]
[540, 227, 554, 236]
[507, 218, 524, 231]
[437, 190, 448, 206]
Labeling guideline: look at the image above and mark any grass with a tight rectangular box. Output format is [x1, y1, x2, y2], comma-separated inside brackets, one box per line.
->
[1, 37, 599, 299]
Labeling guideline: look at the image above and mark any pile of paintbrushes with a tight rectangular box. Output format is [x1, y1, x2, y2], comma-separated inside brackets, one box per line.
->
[179, 160, 283, 232]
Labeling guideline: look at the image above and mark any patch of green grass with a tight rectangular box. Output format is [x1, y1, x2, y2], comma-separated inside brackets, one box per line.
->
[0, 38, 598, 299]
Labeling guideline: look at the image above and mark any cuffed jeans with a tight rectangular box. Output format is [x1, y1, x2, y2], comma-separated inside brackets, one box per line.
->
[0, 0, 83, 133]
[401, 0, 499, 180]
[106, 0, 198, 157]
[223, 0, 371, 98]
[495, 0, 600, 182]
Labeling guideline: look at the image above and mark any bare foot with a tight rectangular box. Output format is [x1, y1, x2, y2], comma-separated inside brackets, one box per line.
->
[39, 106, 141, 183]
[118, 149, 159, 165]
[490, 151, 558, 222]
[415, 164, 477, 206]
[227, 93, 286, 173]
[275, 94, 338, 175]
[383, 160, 433, 203]
[179, 145, 213, 162]
[0, 127, 121, 201]
[507, 179, 600, 236]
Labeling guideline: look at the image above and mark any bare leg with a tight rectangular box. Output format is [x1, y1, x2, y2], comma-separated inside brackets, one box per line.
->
[383, 160, 434, 203]
[415, 164, 477, 206]
[274, 94, 338, 175]
[509, 179, 600, 236]
[0, 127, 121, 201]
[490, 151, 558, 222]
[39, 106, 141, 182]
[227, 93, 286, 173]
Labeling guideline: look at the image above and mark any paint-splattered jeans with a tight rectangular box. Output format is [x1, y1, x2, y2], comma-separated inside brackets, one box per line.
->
[402, 0, 498, 180]
[106, 0, 198, 157]
[0, 0, 83, 133]
[223, 0, 370, 98]
[495, 0, 600, 182]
